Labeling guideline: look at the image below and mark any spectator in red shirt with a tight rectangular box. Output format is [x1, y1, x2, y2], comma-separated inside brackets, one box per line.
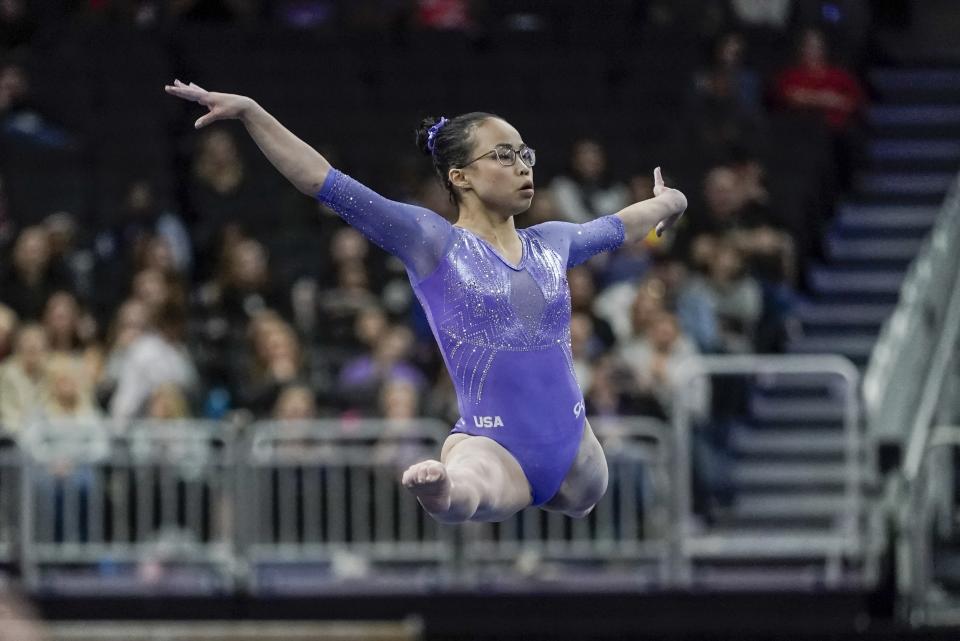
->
[773, 28, 866, 192]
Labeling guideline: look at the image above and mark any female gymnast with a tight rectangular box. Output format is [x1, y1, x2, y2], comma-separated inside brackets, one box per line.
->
[165, 79, 688, 523]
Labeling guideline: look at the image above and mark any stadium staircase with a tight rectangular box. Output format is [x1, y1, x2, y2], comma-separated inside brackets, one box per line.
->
[695, 67, 960, 586]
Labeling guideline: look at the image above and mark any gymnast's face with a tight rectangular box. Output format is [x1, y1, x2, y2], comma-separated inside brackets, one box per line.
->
[451, 117, 535, 217]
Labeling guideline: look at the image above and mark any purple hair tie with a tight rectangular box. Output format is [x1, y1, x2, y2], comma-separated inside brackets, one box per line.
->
[426, 116, 449, 154]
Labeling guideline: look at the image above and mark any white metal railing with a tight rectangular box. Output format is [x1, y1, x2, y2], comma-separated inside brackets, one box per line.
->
[899, 425, 960, 626]
[672, 355, 868, 587]
[864, 171, 960, 450]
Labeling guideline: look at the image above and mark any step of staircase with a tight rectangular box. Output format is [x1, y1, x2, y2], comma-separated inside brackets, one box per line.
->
[749, 396, 846, 423]
[868, 139, 960, 171]
[868, 105, 960, 129]
[869, 69, 960, 102]
[685, 528, 855, 558]
[730, 427, 847, 458]
[787, 334, 877, 363]
[825, 234, 925, 264]
[808, 266, 905, 296]
[836, 203, 938, 234]
[855, 171, 955, 198]
[732, 461, 848, 488]
[732, 492, 850, 521]
[796, 301, 894, 331]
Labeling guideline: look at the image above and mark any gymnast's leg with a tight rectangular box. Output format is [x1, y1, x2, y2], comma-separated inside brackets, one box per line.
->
[402, 434, 532, 524]
[541, 419, 609, 518]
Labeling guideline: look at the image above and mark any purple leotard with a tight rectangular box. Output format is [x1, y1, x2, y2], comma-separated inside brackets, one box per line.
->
[317, 170, 625, 505]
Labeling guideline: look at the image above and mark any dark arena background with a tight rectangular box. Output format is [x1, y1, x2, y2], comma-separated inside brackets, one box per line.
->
[1, 1, 960, 640]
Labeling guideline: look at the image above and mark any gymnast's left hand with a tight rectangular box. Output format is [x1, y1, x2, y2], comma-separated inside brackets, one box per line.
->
[652, 167, 687, 237]
[164, 79, 254, 129]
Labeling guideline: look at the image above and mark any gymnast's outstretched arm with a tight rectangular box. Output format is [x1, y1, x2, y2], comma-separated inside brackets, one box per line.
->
[165, 80, 330, 195]
[164, 80, 454, 280]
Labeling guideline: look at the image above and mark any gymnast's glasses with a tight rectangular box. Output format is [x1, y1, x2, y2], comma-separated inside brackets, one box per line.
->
[462, 143, 537, 169]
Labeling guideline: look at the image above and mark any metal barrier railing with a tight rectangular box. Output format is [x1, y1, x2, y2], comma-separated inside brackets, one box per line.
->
[672, 355, 868, 587]
[896, 278, 960, 624]
[460, 417, 672, 584]
[864, 172, 960, 451]
[240, 419, 452, 592]
[899, 425, 960, 627]
[0, 434, 20, 566]
[17, 419, 237, 593]
[0, 399, 875, 593]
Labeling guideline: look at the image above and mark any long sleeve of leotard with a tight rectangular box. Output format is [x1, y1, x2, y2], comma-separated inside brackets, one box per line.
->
[527, 215, 625, 268]
[316, 169, 457, 281]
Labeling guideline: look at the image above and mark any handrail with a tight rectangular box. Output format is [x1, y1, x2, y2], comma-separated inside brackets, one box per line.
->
[864, 171, 960, 448]
[899, 425, 960, 626]
[671, 354, 864, 585]
[902, 279, 960, 480]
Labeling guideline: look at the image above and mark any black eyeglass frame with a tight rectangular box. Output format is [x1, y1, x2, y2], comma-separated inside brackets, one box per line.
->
[461, 143, 536, 169]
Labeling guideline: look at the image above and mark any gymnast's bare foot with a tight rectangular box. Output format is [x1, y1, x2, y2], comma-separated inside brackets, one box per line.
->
[402, 460, 452, 514]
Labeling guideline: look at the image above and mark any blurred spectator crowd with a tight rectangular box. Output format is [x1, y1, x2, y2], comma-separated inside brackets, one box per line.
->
[0, 0, 872, 437]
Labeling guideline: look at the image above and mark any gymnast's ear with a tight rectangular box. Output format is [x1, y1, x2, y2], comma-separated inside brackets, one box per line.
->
[448, 167, 471, 192]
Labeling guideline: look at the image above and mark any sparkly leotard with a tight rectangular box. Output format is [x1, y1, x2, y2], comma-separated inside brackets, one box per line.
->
[317, 170, 624, 505]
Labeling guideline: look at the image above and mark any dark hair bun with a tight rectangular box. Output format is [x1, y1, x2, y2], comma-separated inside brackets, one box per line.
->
[415, 116, 441, 156]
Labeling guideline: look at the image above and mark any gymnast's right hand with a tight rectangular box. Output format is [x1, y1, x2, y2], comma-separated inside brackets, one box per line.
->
[164, 79, 253, 129]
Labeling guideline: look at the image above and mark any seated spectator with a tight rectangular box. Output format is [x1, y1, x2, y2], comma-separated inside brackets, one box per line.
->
[379, 376, 420, 422]
[43, 353, 100, 420]
[674, 164, 796, 284]
[373, 377, 429, 469]
[272, 383, 318, 421]
[95, 178, 191, 287]
[685, 237, 762, 353]
[0, 0, 38, 50]
[97, 298, 151, 407]
[0, 323, 48, 432]
[196, 237, 286, 334]
[0, 303, 17, 362]
[584, 354, 657, 419]
[42, 290, 90, 355]
[568, 266, 616, 351]
[130, 267, 186, 317]
[42, 290, 102, 384]
[317, 259, 379, 346]
[135, 234, 184, 280]
[338, 324, 426, 413]
[0, 59, 73, 150]
[109, 300, 198, 423]
[617, 310, 708, 421]
[627, 280, 668, 342]
[1, 225, 71, 320]
[550, 139, 629, 224]
[44, 211, 95, 302]
[326, 225, 383, 290]
[694, 31, 761, 116]
[236, 317, 307, 416]
[144, 383, 191, 420]
[190, 129, 276, 260]
[570, 311, 604, 391]
[683, 34, 765, 165]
